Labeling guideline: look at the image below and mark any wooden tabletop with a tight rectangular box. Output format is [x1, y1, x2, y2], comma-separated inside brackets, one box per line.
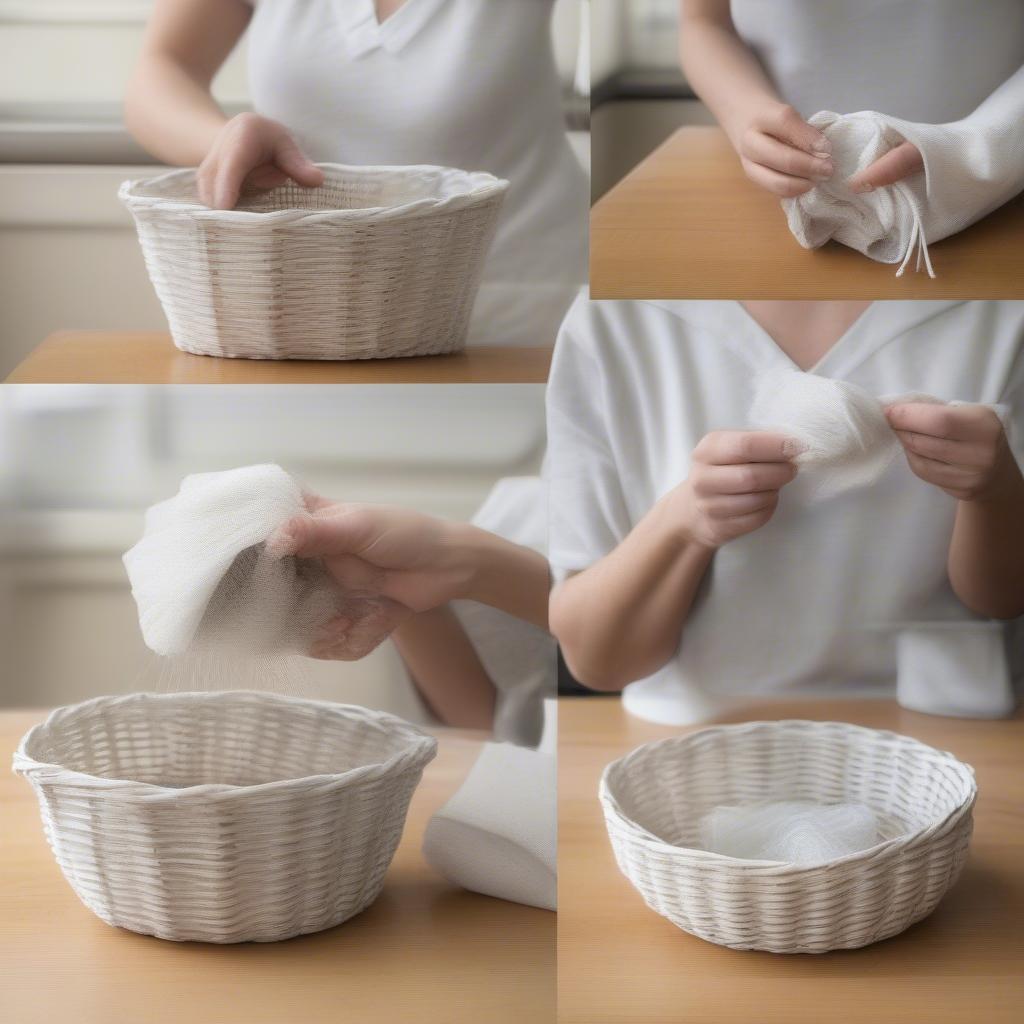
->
[590, 127, 1024, 299]
[558, 696, 1024, 1024]
[0, 710, 553, 1024]
[5, 332, 553, 385]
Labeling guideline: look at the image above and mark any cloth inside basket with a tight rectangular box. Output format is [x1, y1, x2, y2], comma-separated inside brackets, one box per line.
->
[699, 801, 879, 865]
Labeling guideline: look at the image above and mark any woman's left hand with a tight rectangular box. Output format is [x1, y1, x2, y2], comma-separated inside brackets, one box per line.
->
[887, 402, 1021, 501]
[848, 140, 924, 194]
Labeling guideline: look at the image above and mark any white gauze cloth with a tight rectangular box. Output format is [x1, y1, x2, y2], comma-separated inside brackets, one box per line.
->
[699, 801, 879, 866]
[422, 740, 556, 910]
[124, 464, 341, 658]
[783, 66, 1024, 277]
[749, 368, 904, 501]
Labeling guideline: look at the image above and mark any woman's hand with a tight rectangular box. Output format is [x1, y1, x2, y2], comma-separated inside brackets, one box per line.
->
[197, 112, 324, 209]
[848, 140, 925, 194]
[675, 430, 802, 547]
[731, 101, 836, 198]
[887, 402, 1019, 501]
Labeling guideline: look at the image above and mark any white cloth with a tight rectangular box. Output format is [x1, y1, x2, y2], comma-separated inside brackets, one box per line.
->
[783, 69, 1024, 275]
[124, 464, 338, 658]
[422, 742, 556, 909]
[244, 0, 588, 348]
[546, 296, 1024, 724]
[449, 476, 555, 749]
[699, 801, 879, 865]
[731, 0, 1024, 124]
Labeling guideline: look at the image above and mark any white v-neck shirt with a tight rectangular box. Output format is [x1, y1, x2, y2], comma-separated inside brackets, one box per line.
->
[547, 298, 1024, 723]
[730, 0, 1024, 122]
[243, 0, 588, 347]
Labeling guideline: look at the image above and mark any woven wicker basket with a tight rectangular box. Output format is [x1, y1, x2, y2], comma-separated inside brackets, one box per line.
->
[120, 163, 508, 360]
[600, 720, 976, 954]
[13, 691, 437, 943]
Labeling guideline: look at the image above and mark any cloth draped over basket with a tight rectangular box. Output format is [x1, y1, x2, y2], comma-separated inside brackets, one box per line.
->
[783, 65, 1024, 276]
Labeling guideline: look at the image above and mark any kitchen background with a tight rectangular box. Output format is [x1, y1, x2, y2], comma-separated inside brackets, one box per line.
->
[591, 0, 714, 199]
[0, 0, 590, 377]
[0, 384, 547, 717]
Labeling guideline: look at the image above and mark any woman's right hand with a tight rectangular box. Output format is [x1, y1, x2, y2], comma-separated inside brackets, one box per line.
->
[731, 101, 835, 198]
[197, 112, 325, 210]
[675, 430, 802, 548]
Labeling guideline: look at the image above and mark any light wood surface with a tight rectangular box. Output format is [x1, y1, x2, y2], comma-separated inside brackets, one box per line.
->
[0, 710, 553, 1024]
[5, 332, 553, 384]
[590, 127, 1024, 299]
[558, 696, 1024, 1024]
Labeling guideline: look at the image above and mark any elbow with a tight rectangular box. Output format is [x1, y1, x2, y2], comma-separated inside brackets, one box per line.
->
[549, 588, 639, 693]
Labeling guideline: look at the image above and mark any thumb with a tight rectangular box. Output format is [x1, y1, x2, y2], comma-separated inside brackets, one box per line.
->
[273, 136, 325, 188]
[848, 141, 924, 193]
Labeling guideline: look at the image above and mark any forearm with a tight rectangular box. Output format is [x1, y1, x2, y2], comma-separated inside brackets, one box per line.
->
[391, 606, 497, 730]
[948, 469, 1024, 619]
[550, 494, 714, 691]
[125, 56, 228, 165]
[678, 7, 782, 144]
[455, 525, 551, 630]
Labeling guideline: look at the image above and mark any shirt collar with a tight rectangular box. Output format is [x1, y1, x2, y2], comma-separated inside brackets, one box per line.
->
[335, 0, 451, 59]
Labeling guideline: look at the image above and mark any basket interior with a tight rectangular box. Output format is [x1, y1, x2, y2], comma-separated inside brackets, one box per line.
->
[133, 165, 482, 214]
[606, 722, 974, 852]
[25, 695, 422, 789]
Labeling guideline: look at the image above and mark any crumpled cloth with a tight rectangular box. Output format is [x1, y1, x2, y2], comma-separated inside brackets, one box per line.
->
[783, 65, 1024, 277]
[700, 801, 880, 865]
[123, 464, 343, 658]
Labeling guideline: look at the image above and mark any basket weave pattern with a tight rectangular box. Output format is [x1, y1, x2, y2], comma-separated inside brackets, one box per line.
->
[120, 164, 508, 361]
[14, 691, 438, 943]
[600, 720, 976, 954]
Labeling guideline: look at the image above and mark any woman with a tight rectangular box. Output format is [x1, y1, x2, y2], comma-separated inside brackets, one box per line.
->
[125, 0, 588, 347]
[547, 298, 1024, 724]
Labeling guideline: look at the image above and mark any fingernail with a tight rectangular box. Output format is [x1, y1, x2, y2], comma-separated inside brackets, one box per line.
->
[783, 438, 808, 458]
[812, 139, 832, 155]
[813, 159, 835, 180]
[849, 180, 874, 194]
[266, 522, 298, 559]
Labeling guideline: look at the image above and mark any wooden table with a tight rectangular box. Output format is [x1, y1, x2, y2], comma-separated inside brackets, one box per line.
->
[0, 711, 553, 1024]
[590, 127, 1024, 299]
[558, 696, 1024, 1024]
[5, 332, 553, 385]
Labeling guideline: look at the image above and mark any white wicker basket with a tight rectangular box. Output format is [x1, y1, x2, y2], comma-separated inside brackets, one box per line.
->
[120, 163, 508, 360]
[600, 720, 976, 954]
[13, 691, 437, 943]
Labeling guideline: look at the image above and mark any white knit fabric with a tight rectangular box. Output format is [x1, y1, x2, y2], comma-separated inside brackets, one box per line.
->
[699, 801, 880, 866]
[123, 465, 342, 659]
[783, 66, 1024, 276]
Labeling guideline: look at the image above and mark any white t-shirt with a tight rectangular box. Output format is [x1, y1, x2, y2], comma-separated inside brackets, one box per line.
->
[243, 0, 588, 348]
[731, 0, 1024, 122]
[547, 297, 1024, 724]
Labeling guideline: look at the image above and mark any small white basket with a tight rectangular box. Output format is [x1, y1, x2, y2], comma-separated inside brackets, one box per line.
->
[600, 720, 976, 954]
[120, 163, 508, 360]
[13, 691, 438, 943]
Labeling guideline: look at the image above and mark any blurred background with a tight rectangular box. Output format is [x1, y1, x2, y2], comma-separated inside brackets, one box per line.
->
[0, 0, 590, 377]
[591, 0, 715, 199]
[0, 383, 546, 718]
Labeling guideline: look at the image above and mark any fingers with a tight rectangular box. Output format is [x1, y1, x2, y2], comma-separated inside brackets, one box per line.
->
[742, 131, 834, 182]
[754, 104, 831, 156]
[273, 136, 325, 188]
[695, 490, 780, 518]
[266, 508, 371, 560]
[742, 158, 817, 198]
[695, 430, 804, 465]
[848, 141, 924, 193]
[886, 402, 1003, 444]
[894, 429, 992, 469]
[695, 461, 798, 496]
[210, 134, 258, 210]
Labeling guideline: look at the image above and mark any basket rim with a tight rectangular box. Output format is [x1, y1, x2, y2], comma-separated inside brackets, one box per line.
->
[12, 690, 438, 802]
[599, 719, 977, 875]
[119, 162, 510, 225]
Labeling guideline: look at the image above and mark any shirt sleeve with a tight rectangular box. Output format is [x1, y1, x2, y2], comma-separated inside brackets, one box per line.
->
[888, 64, 1024, 244]
[545, 295, 634, 580]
